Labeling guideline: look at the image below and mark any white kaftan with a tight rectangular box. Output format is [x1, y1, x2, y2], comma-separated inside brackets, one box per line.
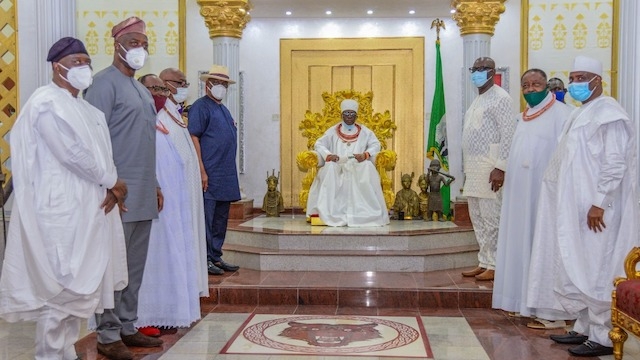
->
[527, 96, 639, 346]
[136, 116, 202, 328]
[492, 93, 572, 318]
[306, 123, 389, 227]
[0, 83, 128, 322]
[462, 85, 516, 269]
[160, 101, 207, 296]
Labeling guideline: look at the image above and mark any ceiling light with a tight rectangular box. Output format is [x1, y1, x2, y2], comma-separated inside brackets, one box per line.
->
[285, 11, 292, 16]
[450, 9, 456, 14]
[409, 10, 416, 15]
[367, 10, 373, 15]
[326, 10, 332, 15]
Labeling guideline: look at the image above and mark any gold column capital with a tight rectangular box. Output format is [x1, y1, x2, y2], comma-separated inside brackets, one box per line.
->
[197, 0, 252, 39]
[452, 0, 507, 36]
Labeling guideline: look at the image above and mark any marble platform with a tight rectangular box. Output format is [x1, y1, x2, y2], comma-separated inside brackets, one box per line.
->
[223, 215, 478, 272]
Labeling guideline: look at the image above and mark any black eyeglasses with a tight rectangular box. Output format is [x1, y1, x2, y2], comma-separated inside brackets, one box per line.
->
[468, 66, 494, 73]
[146, 85, 170, 93]
[166, 79, 190, 88]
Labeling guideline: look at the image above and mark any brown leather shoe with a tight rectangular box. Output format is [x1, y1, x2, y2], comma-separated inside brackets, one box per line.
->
[461, 266, 485, 277]
[475, 269, 495, 281]
[97, 340, 133, 360]
[121, 331, 163, 348]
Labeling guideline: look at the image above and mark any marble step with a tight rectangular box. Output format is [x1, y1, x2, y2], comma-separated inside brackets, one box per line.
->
[222, 243, 479, 272]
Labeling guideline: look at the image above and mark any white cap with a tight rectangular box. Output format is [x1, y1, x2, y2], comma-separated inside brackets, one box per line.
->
[571, 56, 603, 76]
[340, 99, 359, 113]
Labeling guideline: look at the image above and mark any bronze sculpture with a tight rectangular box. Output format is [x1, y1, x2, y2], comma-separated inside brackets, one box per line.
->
[392, 172, 421, 219]
[426, 159, 455, 221]
[262, 170, 285, 217]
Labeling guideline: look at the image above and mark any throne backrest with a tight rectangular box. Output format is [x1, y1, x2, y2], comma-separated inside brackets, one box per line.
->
[298, 90, 397, 150]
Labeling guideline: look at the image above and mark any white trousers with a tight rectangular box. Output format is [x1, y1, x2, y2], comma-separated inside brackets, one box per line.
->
[467, 195, 502, 270]
[36, 306, 81, 360]
[572, 307, 612, 346]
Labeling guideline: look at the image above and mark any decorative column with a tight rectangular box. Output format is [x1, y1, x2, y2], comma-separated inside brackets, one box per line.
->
[197, 0, 251, 124]
[197, 0, 252, 207]
[617, 0, 640, 182]
[452, 0, 506, 111]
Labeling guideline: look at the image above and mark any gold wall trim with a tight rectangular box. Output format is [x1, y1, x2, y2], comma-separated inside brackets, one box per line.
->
[179, 0, 186, 72]
[611, 0, 619, 98]
[0, 0, 19, 182]
[520, 0, 529, 110]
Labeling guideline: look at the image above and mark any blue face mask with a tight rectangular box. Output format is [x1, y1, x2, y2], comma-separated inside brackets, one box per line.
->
[554, 91, 565, 103]
[471, 70, 491, 88]
[568, 77, 597, 102]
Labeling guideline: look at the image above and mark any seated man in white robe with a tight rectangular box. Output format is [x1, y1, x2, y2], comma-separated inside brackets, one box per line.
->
[306, 99, 390, 227]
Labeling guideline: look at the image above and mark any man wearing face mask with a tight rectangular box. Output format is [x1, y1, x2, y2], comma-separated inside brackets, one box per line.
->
[461, 57, 516, 281]
[132, 74, 206, 335]
[188, 65, 241, 276]
[492, 69, 573, 327]
[84, 17, 165, 360]
[158, 67, 208, 292]
[548, 77, 569, 104]
[529, 56, 638, 357]
[305, 99, 390, 227]
[0, 37, 128, 360]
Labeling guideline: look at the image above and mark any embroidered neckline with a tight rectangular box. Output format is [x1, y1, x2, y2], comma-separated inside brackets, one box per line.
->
[336, 123, 361, 142]
[522, 94, 556, 121]
[163, 106, 187, 128]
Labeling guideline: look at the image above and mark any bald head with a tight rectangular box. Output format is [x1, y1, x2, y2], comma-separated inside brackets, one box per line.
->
[160, 67, 189, 102]
[473, 57, 495, 69]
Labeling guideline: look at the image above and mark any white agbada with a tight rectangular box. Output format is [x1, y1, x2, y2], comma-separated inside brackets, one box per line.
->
[462, 84, 516, 269]
[0, 83, 128, 321]
[492, 93, 572, 317]
[527, 96, 639, 345]
[160, 101, 207, 295]
[136, 116, 202, 328]
[462, 85, 515, 198]
[306, 123, 390, 227]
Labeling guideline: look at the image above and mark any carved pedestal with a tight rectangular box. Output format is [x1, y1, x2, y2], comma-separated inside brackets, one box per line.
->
[230, 198, 254, 220]
[452, 198, 472, 227]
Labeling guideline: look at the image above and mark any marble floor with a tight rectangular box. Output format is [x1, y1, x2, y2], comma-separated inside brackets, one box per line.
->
[3, 269, 640, 360]
[1, 215, 637, 359]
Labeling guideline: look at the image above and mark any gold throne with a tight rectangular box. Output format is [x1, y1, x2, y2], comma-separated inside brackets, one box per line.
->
[296, 90, 397, 212]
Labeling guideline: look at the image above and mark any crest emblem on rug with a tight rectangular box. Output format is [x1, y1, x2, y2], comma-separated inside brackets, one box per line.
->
[279, 321, 382, 347]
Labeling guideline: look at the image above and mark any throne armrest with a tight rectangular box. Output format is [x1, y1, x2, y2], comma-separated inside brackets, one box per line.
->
[297, 150, 323, 170]
[614, 247, 640, 287]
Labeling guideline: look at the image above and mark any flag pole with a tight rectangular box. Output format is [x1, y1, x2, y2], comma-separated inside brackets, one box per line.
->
[427, 18, 452, 218]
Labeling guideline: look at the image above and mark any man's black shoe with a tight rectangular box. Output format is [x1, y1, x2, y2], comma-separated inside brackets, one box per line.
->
[214, 260, 239, 272]
[207, 260, 224, 275]
[549, 331, 588, 344]
[568, 340, 613, 357]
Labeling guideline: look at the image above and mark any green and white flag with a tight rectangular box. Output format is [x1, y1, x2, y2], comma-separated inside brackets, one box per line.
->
[426, 40, 451, 217]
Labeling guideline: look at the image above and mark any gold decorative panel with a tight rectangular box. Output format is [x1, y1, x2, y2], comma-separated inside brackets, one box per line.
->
[521, 0, 618, 107]
[76, 0, 182, 76]
[0, 0, 17, 182]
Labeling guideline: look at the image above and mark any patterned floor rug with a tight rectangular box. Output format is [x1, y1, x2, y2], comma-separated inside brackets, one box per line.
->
[221, 314, 433, 358]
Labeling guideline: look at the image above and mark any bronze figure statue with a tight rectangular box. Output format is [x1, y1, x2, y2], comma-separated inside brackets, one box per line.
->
[262, 169, 285, 217]
[426, 159, 455, 221]
[392, 172, 421, 219]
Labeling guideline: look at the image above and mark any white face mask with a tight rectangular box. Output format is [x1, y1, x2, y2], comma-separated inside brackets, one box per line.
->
[118, 43, 147, 70]
[209, 84, 227, 100]
[173, 87, 189, 103]
[58, 64, 93, 90]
